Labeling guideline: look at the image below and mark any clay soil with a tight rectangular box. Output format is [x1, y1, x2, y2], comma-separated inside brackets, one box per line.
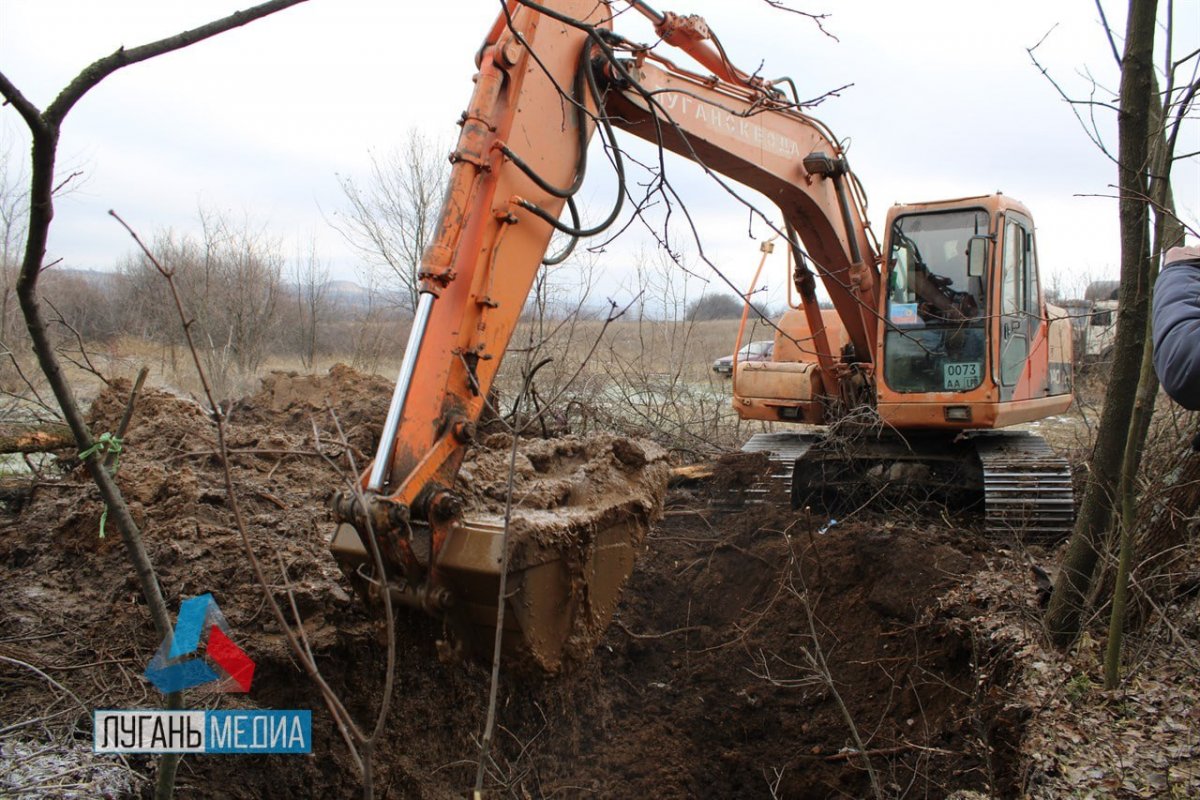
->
[0, 366, 1026, 798]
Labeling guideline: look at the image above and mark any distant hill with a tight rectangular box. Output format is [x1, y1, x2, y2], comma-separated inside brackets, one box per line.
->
[46, 268, 121, 288]
[326, 280, 371, 304]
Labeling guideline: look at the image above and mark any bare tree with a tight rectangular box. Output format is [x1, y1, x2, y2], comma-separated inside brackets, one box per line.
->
[0, 139, 29, 344]
[291, 239, 332, 369]
[198, 210, 284, 376]
[113, 209, 398, 800]
[1044, 0, 1200, 651]
[1101, 10, 1197, 685]
[0, 144, 50, 416]
[346, 264, 400, 375]
[686, 292, 745, 321]
[333, 129, 449, 313]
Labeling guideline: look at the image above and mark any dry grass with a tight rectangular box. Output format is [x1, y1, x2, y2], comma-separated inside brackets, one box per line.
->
[38, 317, 776, 457]
[491, 315, 778, 454]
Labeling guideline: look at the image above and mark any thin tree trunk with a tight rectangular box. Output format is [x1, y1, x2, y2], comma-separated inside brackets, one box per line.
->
[1101, 38, 1190, 684]
[1046, 0, 1160, 647]
[1104, 357, 1146, 686]
[13, 114, 186, 800]
[1120, 70, 1187, 484]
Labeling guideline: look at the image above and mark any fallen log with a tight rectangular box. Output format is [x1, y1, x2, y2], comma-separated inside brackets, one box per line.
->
[669, 463, 716, 486]
[0, 423, 72, 454]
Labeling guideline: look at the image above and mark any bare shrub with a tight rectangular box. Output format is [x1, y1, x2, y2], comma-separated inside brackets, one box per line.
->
[486, 249, 769, 455]
[0, 142, 29, 346]
[686, 292, 743, 321]
[337, 267, 407, 375]
[117, 210, 284, 397]
[1103, 403, 1200, 624]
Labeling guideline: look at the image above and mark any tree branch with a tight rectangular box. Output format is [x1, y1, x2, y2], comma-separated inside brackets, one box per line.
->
[42, 0, 311, 126]
[1093, 0, 1123, 67]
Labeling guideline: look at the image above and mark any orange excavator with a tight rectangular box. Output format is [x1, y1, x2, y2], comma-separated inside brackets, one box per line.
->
[329, 0, 1074, 669]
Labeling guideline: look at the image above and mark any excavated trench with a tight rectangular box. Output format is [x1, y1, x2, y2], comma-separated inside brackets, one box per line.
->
[0, 366, 1028, 798]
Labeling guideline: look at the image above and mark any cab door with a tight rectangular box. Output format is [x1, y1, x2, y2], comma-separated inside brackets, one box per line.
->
[997, 214, 1041, 400]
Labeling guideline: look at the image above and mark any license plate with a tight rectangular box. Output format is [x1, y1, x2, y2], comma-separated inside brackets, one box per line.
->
[943, 362, 981, 391]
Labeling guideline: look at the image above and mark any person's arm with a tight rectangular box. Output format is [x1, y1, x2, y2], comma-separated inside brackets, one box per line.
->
[1153, 245, 1200, 410]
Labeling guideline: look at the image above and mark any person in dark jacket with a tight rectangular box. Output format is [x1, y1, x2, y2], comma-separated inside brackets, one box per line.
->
[1152, 245, 1200, 411]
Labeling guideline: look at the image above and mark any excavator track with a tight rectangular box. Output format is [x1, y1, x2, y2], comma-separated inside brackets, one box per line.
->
[740, 431, 817, 501]
[741, 429, 1074, 541]
[972, 432, 1074, 541]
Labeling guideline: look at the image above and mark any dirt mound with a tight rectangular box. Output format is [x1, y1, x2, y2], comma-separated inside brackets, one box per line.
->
[0, 365, 1025, 798]
[244, 363, 394, 454]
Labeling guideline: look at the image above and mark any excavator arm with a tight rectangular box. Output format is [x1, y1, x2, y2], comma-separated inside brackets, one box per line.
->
[598, 45, 880, 382]
[330, 0, 884, 667]
[362, 0, 610, 507]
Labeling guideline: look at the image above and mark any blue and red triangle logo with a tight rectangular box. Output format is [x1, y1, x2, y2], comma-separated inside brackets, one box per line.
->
[144, 594, 255, 694]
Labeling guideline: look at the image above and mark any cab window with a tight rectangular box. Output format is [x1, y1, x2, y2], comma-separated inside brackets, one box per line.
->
[883, 209, 989, 393]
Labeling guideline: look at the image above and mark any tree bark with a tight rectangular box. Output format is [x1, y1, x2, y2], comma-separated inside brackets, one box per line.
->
[1102, 64, 1189, 686]
[1046, 0, 1160, 647]
[0, 422, 72, 453]
[1120, 71, 1187, 487]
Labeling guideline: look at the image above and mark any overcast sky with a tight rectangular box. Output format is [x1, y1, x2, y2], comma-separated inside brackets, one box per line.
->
[2, 0, 1197, 311]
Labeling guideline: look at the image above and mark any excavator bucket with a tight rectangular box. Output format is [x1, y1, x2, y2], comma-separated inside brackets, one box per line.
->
[441, 436, 668, 671]
[331, 435, 669, 672]
[437, 503, 653, 671]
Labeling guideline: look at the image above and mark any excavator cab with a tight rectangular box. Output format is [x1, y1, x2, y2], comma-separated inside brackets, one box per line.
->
[874, 195, 1073, 430]
[741, 194, 1074, 536]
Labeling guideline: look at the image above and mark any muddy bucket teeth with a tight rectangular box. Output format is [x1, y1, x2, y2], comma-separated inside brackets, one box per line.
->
[436, 502, 651, 673]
